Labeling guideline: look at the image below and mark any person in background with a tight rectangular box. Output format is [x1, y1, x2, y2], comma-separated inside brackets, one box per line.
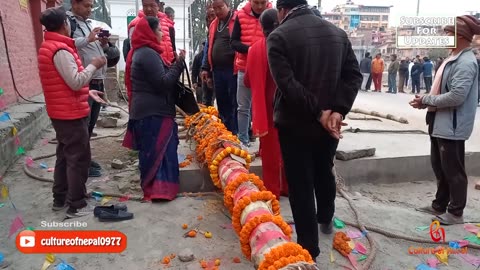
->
[365, 55, 373, 91]
[267, 0, 361, 259]
[387, 54, 399, 94]
[231, 0, 272, 148]
[359, 52, 371, 91]
[192, 42, 205, 103]
[127, 0, 175, 69]
[123, 38, 130, 61]
[398, 58, 409, 93]
[435, 57, 444, 73]
[404, 57, 410, 89]
[475, 50, 480, 103]
[38, 7, 107, 217]
[123, 17, 186, 201]
[411, 15, 480, 225]
[244, 9, 288, 198]
[69, 0, 113, 177]
[371, 53, 384, 92]
[201, 0, 238, 133]
[410, 59, 422, 94]
[200, 5, 217, 106]
[423, 56, 433, 93]
[164, 7, 177, 58]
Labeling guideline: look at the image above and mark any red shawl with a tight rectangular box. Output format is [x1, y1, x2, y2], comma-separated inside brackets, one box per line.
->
[244, 38, 273, 137]
[125, 17, 163, 110]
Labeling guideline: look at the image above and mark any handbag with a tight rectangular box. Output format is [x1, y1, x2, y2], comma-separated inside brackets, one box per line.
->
[176, 60, 200, 115]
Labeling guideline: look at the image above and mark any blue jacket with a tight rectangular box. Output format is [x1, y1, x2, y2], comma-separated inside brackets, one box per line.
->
[422, 60, 433, 77]
[422, 48, 479, 140]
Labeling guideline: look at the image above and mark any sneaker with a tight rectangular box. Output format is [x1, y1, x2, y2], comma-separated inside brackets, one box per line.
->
[90, 160, 102, 170]
[320, 221, 333, 234]
[52, 202, 67, 211]
[89, 167, 102, 177]
[66, 204, 95, 218]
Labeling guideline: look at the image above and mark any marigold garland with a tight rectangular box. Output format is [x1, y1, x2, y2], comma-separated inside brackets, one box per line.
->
[232, 191, 281, 234]
[333, 232, 352, 257]
[258, 242, 313, 270]
[185, 107, 315, 270]
[224, 173, 266, 213]
[239, 214, 292, 259]
[179, 154, 193, 168]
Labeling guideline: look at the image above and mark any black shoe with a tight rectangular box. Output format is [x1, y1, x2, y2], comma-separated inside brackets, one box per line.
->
[52, 202, 67, 211]
[97, 209, 134, 222]
[89, 167, 102, 177]
[94, 203, 128, 217]
[91, 160, 102, 170]
[320, 222, 333, 234]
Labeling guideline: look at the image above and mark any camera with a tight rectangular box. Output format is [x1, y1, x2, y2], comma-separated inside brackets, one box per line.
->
[97, 29, 110, 38]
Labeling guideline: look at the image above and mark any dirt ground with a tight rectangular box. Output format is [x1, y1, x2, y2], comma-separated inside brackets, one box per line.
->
[1, 97, 480, 270]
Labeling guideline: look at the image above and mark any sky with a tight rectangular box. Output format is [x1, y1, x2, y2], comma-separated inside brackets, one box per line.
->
[303, 0, 479, 26]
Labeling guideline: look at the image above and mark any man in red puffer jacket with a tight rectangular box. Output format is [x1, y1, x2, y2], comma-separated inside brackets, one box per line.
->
[38, 7, 106, 218]
[127, 0, 175, 65]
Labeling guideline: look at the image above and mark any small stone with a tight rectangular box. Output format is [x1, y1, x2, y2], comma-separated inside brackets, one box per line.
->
[111, 159, 125, 169]
[133, 160, 139, 167]
[178, 248, 195, 262]
[117, 181, 130, 193]
[335, 148, 376, 161]
[476, 181, 480, 190]
[97, 117, 118, 128]
[99, 110, 121, 119]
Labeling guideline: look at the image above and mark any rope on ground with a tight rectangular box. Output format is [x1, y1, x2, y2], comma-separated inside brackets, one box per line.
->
[343, 127, 428, 135]
[333, 166, 480, 270]
[350, 108, 409, 124]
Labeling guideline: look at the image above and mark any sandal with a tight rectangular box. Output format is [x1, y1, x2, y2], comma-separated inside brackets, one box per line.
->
[432, 213, 464, 225]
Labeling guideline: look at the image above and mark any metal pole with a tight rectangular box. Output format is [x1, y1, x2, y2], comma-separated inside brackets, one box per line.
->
[416, 0, 420, 16]
[135, 0, 139, 14]
[183, 0, 186, 51]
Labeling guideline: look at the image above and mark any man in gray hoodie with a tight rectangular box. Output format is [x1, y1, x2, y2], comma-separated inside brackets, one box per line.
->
[410, 15, 480, 225]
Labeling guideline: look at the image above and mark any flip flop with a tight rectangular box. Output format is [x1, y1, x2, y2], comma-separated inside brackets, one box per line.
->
[432, 213, 464, 226]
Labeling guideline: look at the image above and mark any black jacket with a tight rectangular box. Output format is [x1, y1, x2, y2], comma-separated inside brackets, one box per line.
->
[359, 57, 371, 73]
[267, 8, 362, 134]
[130, 47, 183, 120]
[192, 51, 204, 85]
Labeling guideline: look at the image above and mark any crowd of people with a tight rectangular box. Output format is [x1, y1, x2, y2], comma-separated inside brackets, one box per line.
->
[36, 0, 480, 262]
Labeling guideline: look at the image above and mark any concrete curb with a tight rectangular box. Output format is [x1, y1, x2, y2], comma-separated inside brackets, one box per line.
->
[0, 96, 49, 176]
[179, 152, 480, 192]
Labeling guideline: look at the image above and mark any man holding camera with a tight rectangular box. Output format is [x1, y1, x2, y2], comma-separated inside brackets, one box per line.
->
[68, 0, 116, 177]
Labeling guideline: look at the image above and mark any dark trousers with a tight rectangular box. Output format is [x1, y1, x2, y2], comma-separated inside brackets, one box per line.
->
[203, 83, 215, 107]
[430, 137, 468, 216]
[88, 81, 104, 137]
[424, 76, 432, 93]
[51, 117, 91, 209]
[213, 67, 238, 134]
[366, 74, 372, 90]
[398, 73, 406, 92]
[412, 77, 421, 93]
[278, 128, 338, 258]
[405, 72, 409, 87]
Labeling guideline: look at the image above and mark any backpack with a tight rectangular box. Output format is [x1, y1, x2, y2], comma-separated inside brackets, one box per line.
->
[67, 15, 79, 38]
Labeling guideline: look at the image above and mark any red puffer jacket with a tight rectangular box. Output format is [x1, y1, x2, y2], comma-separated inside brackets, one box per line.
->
[128, 10, 175, 65]
[38, 32, 90, 120]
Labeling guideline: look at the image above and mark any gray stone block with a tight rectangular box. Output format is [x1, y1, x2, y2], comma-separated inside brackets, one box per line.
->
[335, 148, 376, 161]
[97, 117, 118, 128]
[111, 159, 125, 169]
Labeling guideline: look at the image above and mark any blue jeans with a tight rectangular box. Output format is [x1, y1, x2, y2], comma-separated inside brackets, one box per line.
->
[388, 73, 397, 93]
[236, 71, 251, 145]
[212, 67, 238, 134]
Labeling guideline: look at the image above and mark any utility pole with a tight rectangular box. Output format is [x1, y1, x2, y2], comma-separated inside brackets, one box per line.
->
[416, 0, 420, 16]
[135, 0, 139, 14]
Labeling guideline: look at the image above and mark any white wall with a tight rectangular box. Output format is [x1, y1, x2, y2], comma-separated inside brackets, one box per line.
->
[110, 0, 193, 71]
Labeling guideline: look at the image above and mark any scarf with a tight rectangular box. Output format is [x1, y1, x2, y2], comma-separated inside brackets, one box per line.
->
[125, 17, 163, 110]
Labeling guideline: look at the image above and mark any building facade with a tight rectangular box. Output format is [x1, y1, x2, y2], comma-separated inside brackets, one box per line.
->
[0, 0, 62, 108]
[322, 1, 391, 32]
